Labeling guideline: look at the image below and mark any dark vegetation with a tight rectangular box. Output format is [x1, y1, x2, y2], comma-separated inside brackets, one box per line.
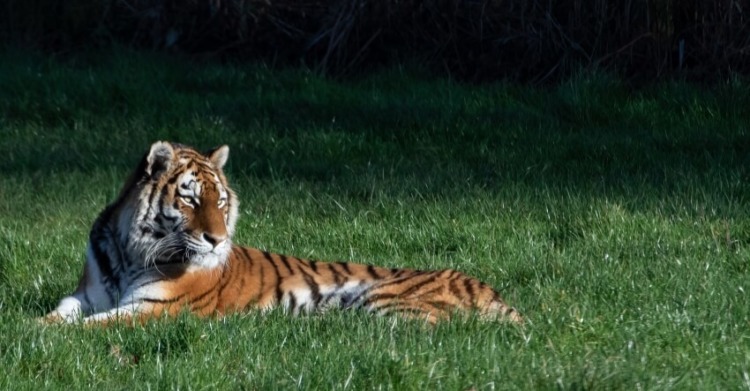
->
[3, 0, 750, 82]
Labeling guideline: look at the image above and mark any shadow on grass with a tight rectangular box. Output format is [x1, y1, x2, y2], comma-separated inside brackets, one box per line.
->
[1, 50, 749, 216]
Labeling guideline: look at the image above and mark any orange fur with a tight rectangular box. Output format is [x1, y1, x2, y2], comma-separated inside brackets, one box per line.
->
[116, 248, 523, 325]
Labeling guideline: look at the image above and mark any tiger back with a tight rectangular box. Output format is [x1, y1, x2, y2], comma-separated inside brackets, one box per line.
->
[42, 141, 523, 325]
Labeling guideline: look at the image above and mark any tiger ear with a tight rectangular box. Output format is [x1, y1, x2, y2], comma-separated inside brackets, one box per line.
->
[146, 141, 174, 179]
[207, 145, 229, 170]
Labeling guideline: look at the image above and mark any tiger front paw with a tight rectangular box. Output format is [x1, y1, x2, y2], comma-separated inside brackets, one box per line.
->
[36, 312, 67, 325]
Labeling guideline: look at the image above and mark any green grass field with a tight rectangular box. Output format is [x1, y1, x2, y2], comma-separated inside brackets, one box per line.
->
[1, 50, 749, 389]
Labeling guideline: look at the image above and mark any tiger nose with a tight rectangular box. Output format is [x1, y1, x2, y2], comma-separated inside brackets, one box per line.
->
[202, 232, 227, 248]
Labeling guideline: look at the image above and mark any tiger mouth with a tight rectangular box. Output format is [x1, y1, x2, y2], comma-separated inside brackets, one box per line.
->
[187, 241, 228, 256]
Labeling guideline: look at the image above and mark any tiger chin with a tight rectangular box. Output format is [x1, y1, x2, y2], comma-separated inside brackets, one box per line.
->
[40, 141, 523, 326]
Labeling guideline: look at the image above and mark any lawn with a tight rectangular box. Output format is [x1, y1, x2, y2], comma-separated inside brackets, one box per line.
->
[1, 50, 749, 389]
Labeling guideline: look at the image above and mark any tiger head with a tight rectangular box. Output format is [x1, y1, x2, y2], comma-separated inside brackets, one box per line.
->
[120, 141, 239, 269]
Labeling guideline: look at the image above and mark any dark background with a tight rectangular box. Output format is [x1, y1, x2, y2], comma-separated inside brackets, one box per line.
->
[3, 0, 749, 83]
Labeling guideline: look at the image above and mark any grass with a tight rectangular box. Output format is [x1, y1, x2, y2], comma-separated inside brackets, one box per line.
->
[1, 49, 749, 389]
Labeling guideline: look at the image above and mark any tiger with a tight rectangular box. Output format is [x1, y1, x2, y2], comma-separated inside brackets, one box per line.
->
[40, 141, 523, 326]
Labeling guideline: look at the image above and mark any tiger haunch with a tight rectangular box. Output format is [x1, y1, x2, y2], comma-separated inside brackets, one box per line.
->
[42, 141, 523, 325]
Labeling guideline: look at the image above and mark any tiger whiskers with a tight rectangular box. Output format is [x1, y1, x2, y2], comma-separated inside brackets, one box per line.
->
[142, 232, 187, 269]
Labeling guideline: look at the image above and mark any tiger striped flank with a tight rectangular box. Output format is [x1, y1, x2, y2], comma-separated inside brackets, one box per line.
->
[40, 141, 523, 325]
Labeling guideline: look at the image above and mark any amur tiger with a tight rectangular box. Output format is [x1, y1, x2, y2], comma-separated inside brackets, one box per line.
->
[41, 141, 523, 325]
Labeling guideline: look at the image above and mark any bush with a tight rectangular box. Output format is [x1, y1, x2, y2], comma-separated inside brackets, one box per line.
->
[2, 0, 749, 83]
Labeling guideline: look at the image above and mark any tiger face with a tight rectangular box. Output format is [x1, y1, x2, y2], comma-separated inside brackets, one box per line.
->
[129, 141, 239, 269]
